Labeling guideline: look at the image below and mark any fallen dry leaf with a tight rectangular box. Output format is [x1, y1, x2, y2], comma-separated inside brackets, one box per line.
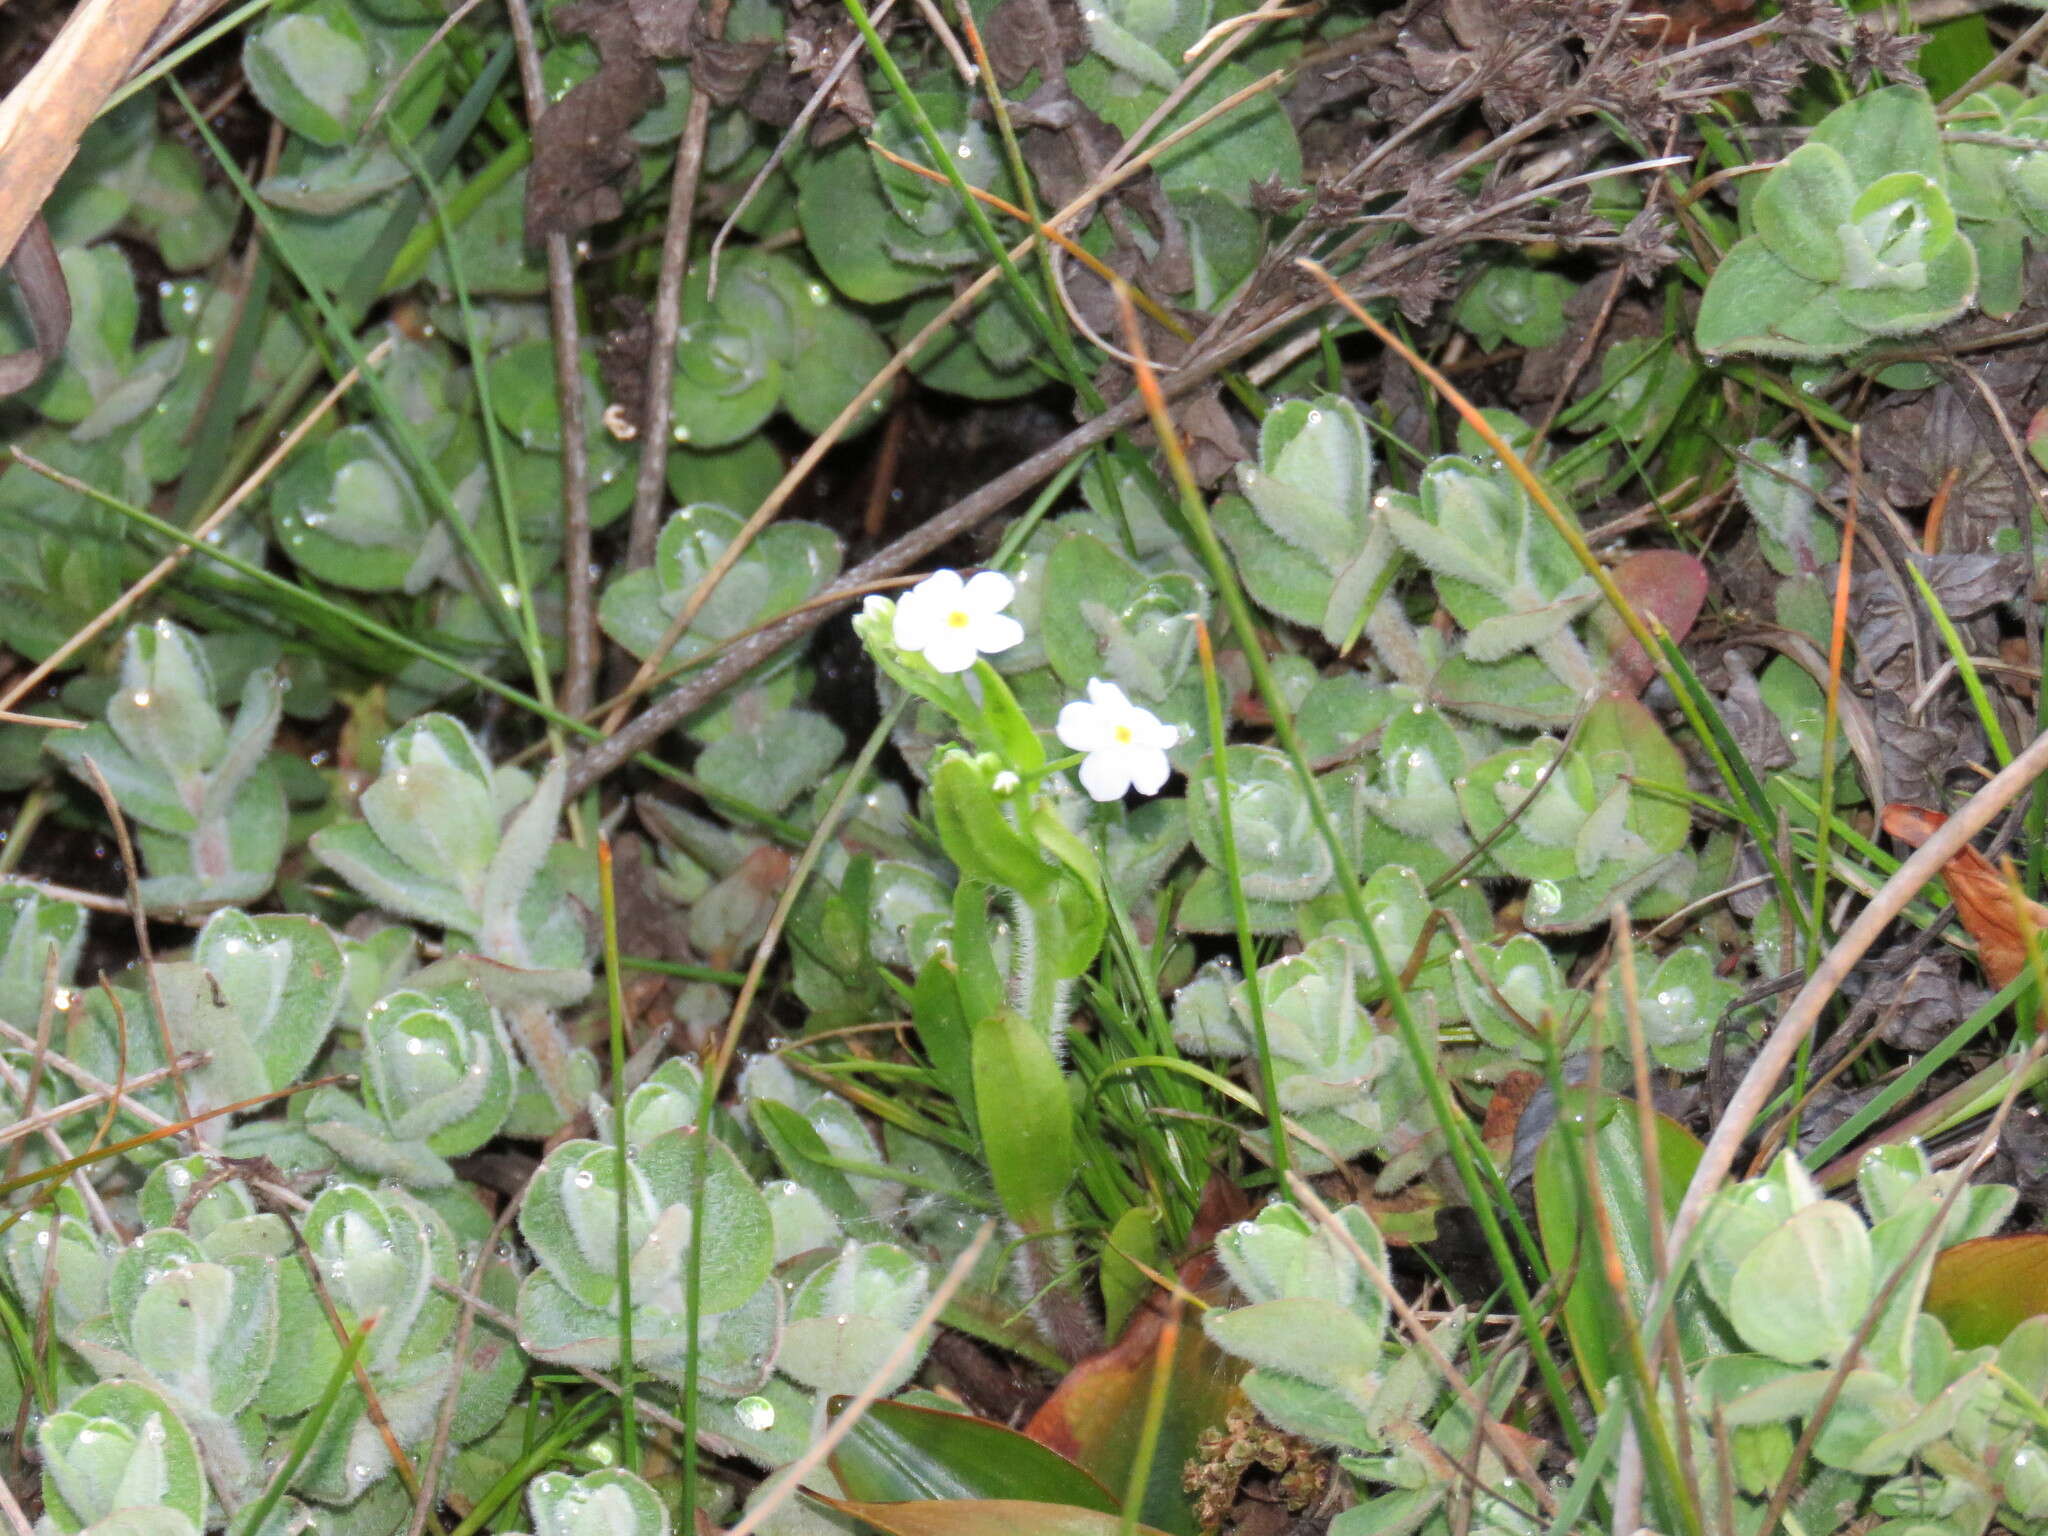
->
[1881, 804, 2048, 992]
[1482, 1069, 1544, 1169]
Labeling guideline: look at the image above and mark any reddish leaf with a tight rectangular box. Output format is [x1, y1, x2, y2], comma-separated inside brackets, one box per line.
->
[1881, 804, 2048, 991]
[1482, 1069, 1544, 1168]
[1926, 1234, 2048, 1348]
[1597, 550, 1708, 695]
[1024, 1180, 1249, 1536]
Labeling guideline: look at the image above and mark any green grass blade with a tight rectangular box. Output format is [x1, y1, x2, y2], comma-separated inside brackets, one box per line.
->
[235, 1317, 377, 1536]
[1908, 560, 2015, 769]
[597, 838, 639, 1472]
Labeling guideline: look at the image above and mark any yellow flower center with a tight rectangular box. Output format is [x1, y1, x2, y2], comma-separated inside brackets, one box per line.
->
[947, 609, 972, 629]
[1114, 724, 1134, 745]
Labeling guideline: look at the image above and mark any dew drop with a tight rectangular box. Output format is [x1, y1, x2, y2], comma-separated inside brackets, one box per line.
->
[734, 1394, 777, 1432]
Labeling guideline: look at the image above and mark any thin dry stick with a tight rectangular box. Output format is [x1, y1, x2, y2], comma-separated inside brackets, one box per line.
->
[0, 0, 181, 269]
[0, 877, 135, 916]
[366, 0, 490, 131]
[0, 1054, 208, 1149]
[0, 1017, 190, 1125]
[505, 0, 596, 718]
[0, 947, 60, 1190]
[0, 338, 394, 717]
[910, 0, 976, 82]
[724, 1221, 995, 1536]
[625, 0, 727, 571]
[0, 1467, 31, 1536]
[74, 756, 197, 1140]
[1284, 1173, 1559, 1516]
[499, 574, 924, 772]
[0, 1054, 118, 1236]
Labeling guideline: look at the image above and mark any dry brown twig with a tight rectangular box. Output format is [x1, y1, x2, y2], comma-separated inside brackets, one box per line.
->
[504, 0, 597, 721]
[625, 0, 730, 573]
[0, 0, 180, 269]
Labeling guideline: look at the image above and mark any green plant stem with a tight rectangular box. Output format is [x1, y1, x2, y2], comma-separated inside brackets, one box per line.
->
[445, 1392, 614, 1536]
[238, 1318, 378, 1536]
[1117, 1299, 1180, 1536]
[597, 838, 639, 1472]
[1193, 621, 1288, 1180]
[1911, 561, 2016, 770]
[617, 956, 748, 986]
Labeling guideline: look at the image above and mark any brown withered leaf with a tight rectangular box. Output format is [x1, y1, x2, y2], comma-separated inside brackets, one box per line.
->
[1482, 1069, 1544, 1171]
[526, 1, 664, 242]
[1713, 651, 1796, 777]
[627, 0, 696, 57]
[696, 36, 776, 108]
[985, 0, 1088, 88]
[1865, 377, 2043, 555]
[1853, 948, 1985, 1054]
[1882, 803, 2048, 992]
[0, 217, 68, 398]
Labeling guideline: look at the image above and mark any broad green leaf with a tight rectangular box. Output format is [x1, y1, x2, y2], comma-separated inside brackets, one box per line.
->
[1534, 1096, 1737, 1409]
[831, 1397, 1119, 1510]
[971, 1007, 1075, 1233]
[1753, 143, 1855, 283]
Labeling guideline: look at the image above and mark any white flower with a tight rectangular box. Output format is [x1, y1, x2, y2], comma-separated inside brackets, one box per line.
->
[1056, 679, 1178, 802]
[891, 569, 1023, 674]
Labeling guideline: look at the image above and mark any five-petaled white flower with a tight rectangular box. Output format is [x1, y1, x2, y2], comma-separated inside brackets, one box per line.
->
[1057, 679, 1178, 802]
[891, 569, 1024, 674]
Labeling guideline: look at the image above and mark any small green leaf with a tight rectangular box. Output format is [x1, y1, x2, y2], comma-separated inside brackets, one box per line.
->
[971, 1007, 1075, 1233]
[933, 752, 1056, 898]
[1753, 143, 1855, 283]
[1727, 1200, 1873, 1364]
